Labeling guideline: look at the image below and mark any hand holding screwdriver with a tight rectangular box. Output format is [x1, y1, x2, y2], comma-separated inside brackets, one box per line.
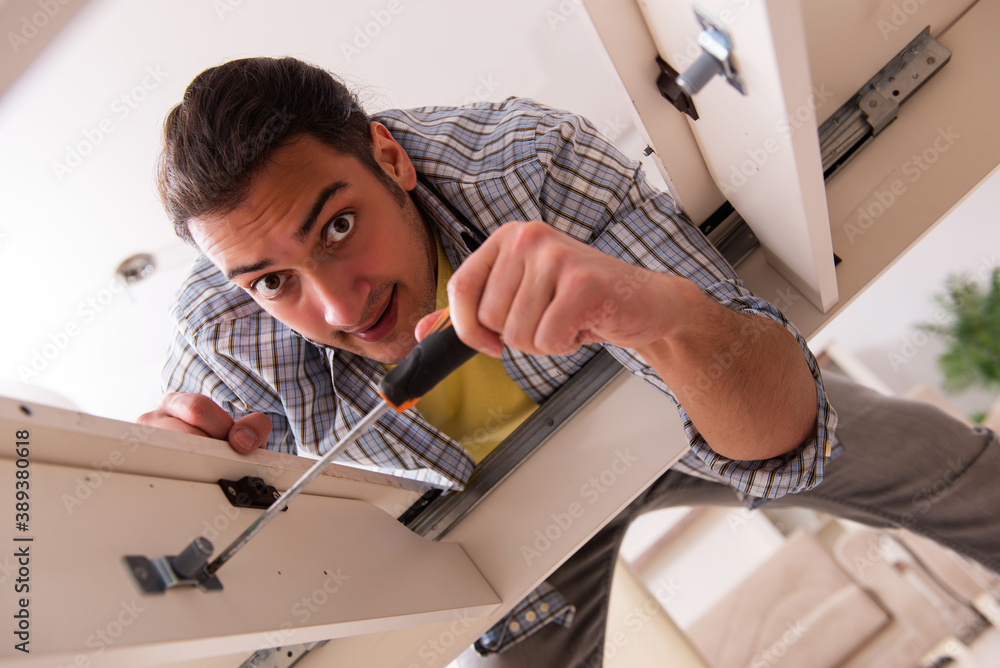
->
[204, 307, 476, 576]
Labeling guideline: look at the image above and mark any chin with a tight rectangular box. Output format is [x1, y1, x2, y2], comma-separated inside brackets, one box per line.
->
[355, 332, 418, 366]
[382, 336, 419, 365]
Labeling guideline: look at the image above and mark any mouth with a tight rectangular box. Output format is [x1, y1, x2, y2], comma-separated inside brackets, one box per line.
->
[349, 286, 398, 343]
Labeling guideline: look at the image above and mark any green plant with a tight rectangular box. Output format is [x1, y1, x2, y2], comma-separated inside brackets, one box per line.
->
[919, 267, 1000, 392]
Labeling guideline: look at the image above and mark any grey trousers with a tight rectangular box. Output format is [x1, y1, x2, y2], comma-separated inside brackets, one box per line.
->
[458, 372, 1000, 668]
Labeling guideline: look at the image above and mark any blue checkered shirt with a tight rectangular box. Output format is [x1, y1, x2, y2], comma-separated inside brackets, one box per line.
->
[162, 97, 839, 653]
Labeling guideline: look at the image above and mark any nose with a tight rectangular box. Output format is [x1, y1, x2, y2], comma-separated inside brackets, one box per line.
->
[311, 273, 369, 330]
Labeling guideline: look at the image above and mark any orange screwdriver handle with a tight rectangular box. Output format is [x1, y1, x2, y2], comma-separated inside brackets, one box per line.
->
[378, 307, 478, 412]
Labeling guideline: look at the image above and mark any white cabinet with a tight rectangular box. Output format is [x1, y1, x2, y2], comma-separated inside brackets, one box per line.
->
[583, 0, 999, 335]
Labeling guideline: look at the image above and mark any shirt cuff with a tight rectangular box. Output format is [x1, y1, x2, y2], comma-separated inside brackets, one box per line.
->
[679, 304, 841, 501]
[474, 581, 575, 655]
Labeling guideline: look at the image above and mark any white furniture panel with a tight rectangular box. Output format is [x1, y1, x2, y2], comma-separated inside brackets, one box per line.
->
[637, 0, 838, 311]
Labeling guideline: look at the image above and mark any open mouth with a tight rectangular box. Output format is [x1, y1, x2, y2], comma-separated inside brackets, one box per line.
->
[351, 286, 398, 343]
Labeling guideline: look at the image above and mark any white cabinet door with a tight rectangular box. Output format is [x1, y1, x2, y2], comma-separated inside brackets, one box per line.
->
[582, 0, 991, 328]
[637, 0, 839, 311]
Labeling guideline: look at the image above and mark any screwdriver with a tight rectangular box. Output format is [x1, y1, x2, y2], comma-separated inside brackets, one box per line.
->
[204, 307, 477, 576]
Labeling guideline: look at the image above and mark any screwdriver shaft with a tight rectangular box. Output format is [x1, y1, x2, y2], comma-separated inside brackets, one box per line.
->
[205, 401, 391, 576]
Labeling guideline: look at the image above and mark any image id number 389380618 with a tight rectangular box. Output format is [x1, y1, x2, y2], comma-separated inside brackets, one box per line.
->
[13, 429, 31, 654]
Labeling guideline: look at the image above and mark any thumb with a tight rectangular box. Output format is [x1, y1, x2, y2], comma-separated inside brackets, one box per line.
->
[227, 413, 273, 454]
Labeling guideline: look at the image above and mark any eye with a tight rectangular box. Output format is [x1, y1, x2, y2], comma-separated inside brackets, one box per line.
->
[324, 212, 355, 245]
[252, 273, 287, 298]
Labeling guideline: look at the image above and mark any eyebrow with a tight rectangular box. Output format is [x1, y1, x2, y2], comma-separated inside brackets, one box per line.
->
[224, 181, 350, 281]
[296, 181, 350, 242]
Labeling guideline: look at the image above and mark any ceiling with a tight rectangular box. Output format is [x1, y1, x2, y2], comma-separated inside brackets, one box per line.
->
[0, 0, 648, 420]
[7, 0, 995, 424]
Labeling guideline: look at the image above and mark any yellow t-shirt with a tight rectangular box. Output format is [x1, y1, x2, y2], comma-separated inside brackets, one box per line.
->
[410, 236, 538, 464]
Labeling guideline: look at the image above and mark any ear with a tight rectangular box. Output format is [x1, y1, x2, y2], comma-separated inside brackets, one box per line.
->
[370, 122, 417, 191]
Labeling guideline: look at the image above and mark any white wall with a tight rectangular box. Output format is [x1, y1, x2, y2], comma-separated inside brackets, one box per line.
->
[4, 0, 996, 423]
[0, 0, 647, 420]
[810, 167, 1000, 416]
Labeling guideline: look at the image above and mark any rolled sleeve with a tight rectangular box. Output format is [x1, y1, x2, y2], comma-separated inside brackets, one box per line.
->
[528, 101, 839, 501]
[675, 282, 840, 502]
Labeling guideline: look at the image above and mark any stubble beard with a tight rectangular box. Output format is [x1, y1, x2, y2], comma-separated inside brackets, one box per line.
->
[335, 189, 438, 365]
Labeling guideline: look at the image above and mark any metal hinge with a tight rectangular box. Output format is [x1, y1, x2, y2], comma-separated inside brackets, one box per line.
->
[697, 27, 951, 267]
[655, 5, 746, 119]
[239, 641, 329, 668]
[219, 476, 285, 510]
[820, 27, 951, 179]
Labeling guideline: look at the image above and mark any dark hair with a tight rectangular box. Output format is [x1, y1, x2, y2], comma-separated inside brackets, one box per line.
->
[157, 57, 394, 245]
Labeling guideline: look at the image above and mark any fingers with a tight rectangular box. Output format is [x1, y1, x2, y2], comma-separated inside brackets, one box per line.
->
[136, 393, 272, 454]
[414, 310, 440, 342]
[228, 413, 273, 454]
[160, 392, 237, 438]
[441, 221, 664, 358]
[135, 413, 212, 439]
[447, 221, 595, 357]
[447, 231, 506, 357]
[496, 264, 559, 354]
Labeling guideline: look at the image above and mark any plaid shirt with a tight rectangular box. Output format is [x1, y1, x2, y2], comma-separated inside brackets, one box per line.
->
[163, 97, 839, 653]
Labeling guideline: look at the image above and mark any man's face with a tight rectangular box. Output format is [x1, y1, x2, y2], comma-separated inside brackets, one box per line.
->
[189, 127, 437, 364]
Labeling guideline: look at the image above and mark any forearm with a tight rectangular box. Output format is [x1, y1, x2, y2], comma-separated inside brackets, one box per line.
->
[634, 276, 818, 461]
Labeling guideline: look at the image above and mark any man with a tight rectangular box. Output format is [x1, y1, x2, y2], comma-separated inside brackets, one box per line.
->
[140, 57, 1000, 666]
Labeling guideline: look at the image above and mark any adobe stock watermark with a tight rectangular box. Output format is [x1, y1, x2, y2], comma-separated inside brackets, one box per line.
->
[887, 255, 997, 371]
[911, 457, 965, 515]
[891, 456, 969, 533]
[521, 448, 639, 565]
[718, 84, 833, 197]
[545, 0, 583, 31]
[207, 106, 295, 195]
[256, 568, 352, 650]
[689, 315, 768, 394]
[723, 505, 758, 535]
[339, 0, 412, 64]
[660, 0, 824, 194]
[598, 576, 683, 666]
[770, 285, 802, 313]
[876, 0, 932, 40]
[7, 0, 74, 54]
[843, 532, 915, 579]
[17, 276, 129, 381]
[212, 0, 250, 20]
[459, 74, 501, 106]
[186, 501, 245, 546]
[405, 609, 479, 667]
[55, 422, 161, 514]
[843, 125, 960, 244]
[51, 65, 168, 182]
[165, 104, 294, 226]
[749, 619, 809, 667]
[458, 406, 512, 452]
[61, 443, 141, 514]
[580, 263, 653, 337]
[56, 598, 146, 668]
[597, 115, 629, 144]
